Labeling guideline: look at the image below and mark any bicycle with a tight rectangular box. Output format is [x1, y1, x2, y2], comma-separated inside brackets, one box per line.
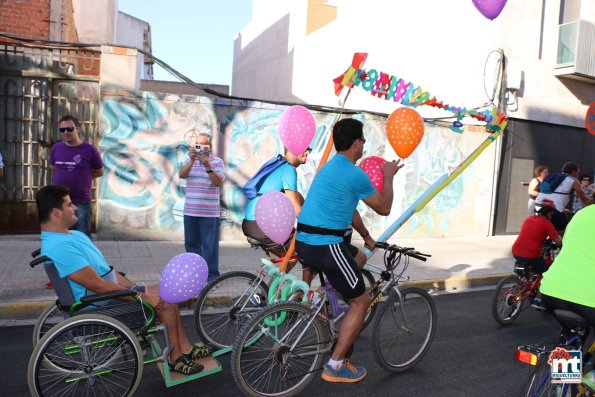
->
[230, 242, 437, 397]
[193, 237, 376, 350]
[492, 239, 560, 325]
[516, 309, 595, 396]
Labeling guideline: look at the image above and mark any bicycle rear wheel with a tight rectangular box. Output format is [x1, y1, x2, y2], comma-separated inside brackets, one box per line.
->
[492, 274, 527, 325]
[372, 286, 436, 372]
[194, 271, 269, 349]
[519, 355, 573, 396]
[231, 302, 327, 397]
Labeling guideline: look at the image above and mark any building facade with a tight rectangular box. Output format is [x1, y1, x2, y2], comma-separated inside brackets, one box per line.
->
[232, 0, 595, 235]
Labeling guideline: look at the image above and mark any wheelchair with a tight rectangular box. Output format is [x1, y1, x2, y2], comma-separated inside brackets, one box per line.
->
[27, 249, 223, 396]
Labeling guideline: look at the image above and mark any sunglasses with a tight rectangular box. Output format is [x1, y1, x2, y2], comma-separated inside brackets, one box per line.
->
[306, 147, 312, 153]
[59, 126, 75, 133]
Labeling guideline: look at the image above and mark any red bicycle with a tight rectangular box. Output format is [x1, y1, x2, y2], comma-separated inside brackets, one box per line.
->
[491, 239, 560, 325]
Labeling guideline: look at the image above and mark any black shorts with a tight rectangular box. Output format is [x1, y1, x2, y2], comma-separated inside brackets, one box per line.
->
[542, 294, 595, 329]
[295, 240, 365, 300]
[513, 255, 548, 274]
[242, 219, 293, 257]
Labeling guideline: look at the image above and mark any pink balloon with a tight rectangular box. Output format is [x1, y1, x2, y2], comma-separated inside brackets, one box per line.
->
[472, 0, 507, 20]
[255, 191, 296, 244]
[278, 105, 316, 156]
[359, 156, 387, 193]
[159, 253, 208, 304]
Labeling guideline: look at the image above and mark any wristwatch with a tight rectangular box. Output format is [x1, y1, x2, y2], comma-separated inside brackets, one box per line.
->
[206, 169, 214, 173]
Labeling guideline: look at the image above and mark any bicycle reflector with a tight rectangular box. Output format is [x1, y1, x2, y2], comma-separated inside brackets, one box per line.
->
[516, 348, 538, 366]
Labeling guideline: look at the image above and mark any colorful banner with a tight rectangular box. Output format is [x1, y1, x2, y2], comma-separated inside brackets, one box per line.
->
[366, 126, 506, 256]
[334, 53, 507, 134]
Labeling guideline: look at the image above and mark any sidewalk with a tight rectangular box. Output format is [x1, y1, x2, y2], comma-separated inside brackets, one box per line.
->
[0, 235, 518, 320]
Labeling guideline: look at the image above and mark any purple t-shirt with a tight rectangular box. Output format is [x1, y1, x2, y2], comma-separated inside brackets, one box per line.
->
[49, 141, 103, 203]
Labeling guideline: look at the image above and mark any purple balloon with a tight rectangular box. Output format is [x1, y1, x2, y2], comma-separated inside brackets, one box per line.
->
[159, 253, 208, 304]
[472, 0, 507, 20]
[255, 191, 296, 245]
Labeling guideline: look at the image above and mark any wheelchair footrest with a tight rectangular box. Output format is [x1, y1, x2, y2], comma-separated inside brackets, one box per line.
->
[158, 355, 222, 388]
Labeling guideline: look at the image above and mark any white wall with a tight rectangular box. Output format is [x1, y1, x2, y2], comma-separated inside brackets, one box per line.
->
[233, 0, 594, 128]
[116, 12, 151, 80]
[72, 0, 117, 43]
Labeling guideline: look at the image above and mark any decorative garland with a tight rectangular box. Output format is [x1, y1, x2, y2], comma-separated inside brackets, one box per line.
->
[334, 53, 508, 134]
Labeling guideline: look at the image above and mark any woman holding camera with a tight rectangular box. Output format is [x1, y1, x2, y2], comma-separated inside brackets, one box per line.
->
[179, 132, 225, 282]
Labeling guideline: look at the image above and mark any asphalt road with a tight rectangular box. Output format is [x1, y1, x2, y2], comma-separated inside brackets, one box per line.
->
[4, 288, 561, 396]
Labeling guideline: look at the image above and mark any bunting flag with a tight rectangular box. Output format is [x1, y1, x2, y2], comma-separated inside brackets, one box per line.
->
[333, 52, 369, 96]
[335, 53, 508, 134]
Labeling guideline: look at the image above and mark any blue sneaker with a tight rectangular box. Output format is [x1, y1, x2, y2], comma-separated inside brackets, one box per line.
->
[531, 299, 546, 311]
[321, 360, 366, 383]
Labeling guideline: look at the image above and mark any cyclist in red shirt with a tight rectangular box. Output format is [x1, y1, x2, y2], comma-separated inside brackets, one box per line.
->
[511, 199, 562, 309]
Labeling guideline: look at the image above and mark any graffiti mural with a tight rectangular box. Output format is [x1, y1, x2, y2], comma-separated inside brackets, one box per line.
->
[98, 89, 496, 240]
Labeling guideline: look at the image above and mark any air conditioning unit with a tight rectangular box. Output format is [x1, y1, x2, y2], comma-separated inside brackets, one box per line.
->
[554, 19, 595, 83]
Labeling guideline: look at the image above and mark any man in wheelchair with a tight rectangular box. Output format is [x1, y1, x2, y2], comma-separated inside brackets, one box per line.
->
[36, 185, 208, 375]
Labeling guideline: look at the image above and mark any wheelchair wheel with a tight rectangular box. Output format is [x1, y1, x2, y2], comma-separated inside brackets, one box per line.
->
[32, 302, 66, 347]
[28, 314, 143, 397]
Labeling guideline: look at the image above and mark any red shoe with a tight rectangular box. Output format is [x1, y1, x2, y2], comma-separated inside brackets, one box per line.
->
[45, 281, 53, 289]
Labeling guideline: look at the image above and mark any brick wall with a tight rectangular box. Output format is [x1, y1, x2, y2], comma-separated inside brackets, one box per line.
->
[0, 0, 51, 39]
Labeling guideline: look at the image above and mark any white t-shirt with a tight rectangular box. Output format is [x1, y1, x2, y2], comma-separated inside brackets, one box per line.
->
[535, 175, 575, 211]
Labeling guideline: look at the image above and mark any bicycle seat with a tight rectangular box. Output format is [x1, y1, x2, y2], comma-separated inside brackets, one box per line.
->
[247, 237, 267, 249]
[553, 309, 589, 329]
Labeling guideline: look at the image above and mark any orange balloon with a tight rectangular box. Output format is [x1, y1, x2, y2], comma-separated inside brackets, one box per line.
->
[386, 107, 425, 159]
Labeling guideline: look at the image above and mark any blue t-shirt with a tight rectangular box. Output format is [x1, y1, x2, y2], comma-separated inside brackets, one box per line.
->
[41, 230, 111, 302]
[297, 154, 376, 245]
[244, 162, 298, 221]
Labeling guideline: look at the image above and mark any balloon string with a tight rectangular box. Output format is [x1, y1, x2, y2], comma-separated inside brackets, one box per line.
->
[278, 88, 352, 273]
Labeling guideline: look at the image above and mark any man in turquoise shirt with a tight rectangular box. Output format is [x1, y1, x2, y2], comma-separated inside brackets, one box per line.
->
[37, 185, 207, 375]
[296, 118, 403, 383]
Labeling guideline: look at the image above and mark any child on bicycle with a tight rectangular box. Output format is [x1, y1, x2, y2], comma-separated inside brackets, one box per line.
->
[511, 199, 562, 310]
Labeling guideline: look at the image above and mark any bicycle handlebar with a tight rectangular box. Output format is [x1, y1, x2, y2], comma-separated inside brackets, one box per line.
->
[374, 242, 431, 262]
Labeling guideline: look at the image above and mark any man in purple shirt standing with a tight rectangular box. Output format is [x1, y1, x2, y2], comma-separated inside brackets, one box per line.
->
[49, 115, 104, 237]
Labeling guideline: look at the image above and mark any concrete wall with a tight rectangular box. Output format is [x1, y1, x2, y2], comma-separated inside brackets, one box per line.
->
[97, 88, 497, 240]
[232, 0, 593, 128]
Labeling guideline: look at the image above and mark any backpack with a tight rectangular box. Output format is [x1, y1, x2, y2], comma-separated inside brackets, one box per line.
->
[539, 173, 570, 195]
[242, 155, 287, 199]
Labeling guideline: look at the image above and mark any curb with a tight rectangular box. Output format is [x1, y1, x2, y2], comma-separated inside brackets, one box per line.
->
[0, 273, 509, 321]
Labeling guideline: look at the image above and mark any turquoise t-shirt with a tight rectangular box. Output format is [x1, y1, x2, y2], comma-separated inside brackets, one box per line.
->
[540, 205, 595, 308]
[297, 154, 376, 245]
[41, 230, 111, 302]
[244, 162, 298, 221]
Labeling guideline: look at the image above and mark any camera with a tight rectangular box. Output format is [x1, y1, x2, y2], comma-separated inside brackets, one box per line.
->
[194, 144, 211, 155]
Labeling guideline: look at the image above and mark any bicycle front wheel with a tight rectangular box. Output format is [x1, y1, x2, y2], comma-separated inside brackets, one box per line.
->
[491, 274, 527, 325]
[194, 271, 269, 349]
[372, 286, 436, 372]
[231, 302, 327, 397]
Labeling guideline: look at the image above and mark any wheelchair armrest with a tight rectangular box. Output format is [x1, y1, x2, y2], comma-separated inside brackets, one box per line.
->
[31, 248, 41, 258]
[79, 289, 138, 305]
[29, 255, 52, 268]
